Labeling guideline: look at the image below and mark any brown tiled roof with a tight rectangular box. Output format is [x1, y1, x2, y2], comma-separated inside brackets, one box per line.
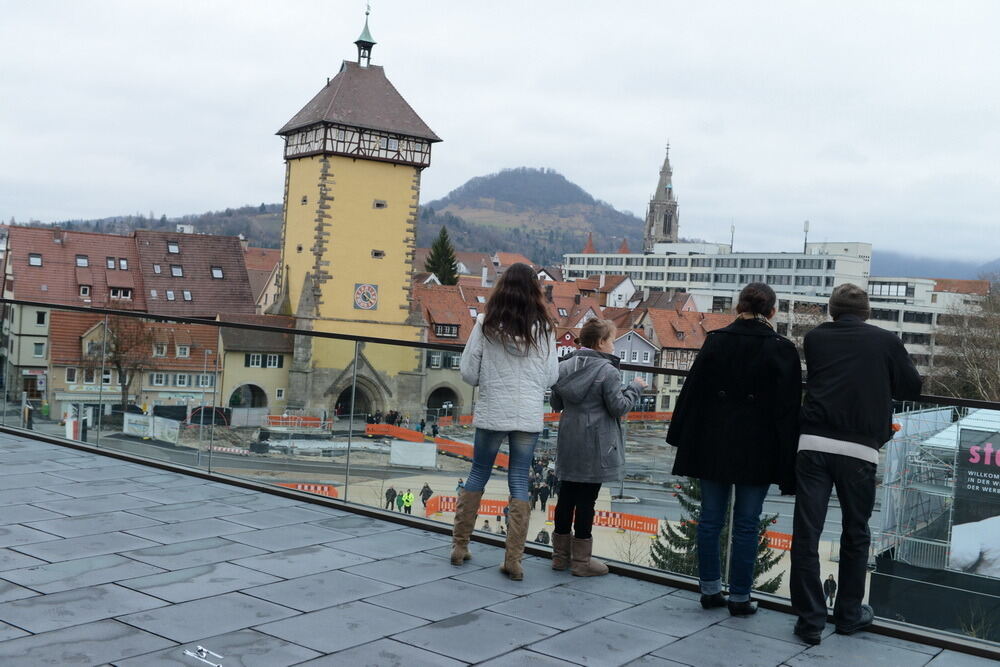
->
[494, 252, 535, 268]
[134, 230, 255, 318]
[603, 307, 639, 330]
[243, 247, 280, 272]
[639, 290, 697, 312]
[644, 310, 732, 350]
[414, 285, 474, 344]
[218, 314, 294, 353]
[933, 279, 990, 295]
[48, 311, 103, 365]
[412, 248, 495, 282]
[278, 61, 441, 141]
[4, 227, 146, 310]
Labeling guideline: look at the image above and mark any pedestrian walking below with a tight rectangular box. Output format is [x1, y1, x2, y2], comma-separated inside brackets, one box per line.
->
[481, 520, 492, 533]
[384, 486, 397, 511]
[668, 283, 802, 616]
[420, 483, 433, 508]
[824, 575, 837, 607]
[395, 492, 405, 513]
[550, 318, 646, 577]
[535, 529, 550, 545]
[419, 418, 426, 433]
[790, 284, 921, 645]
[529, 483, 540, 511]
[451, 263, 559, 580]
[402, 489, 414, 515]
[539, 484, 550, 511]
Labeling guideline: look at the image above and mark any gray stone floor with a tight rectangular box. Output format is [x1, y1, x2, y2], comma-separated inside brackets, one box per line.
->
[0, 431, 994, 666]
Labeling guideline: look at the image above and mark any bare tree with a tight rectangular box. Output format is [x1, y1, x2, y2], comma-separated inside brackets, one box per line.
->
[615, 528, 651, 566]
[86, 314, 156, 412]
[787, 302, 827, 358]
[927, 280, 1000, 401]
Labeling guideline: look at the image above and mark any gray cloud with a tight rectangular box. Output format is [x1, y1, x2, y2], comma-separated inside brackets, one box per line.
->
[1, 0, 997, 261]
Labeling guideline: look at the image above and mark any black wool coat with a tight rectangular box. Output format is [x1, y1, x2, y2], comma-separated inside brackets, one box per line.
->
[666, 318, 802, 493]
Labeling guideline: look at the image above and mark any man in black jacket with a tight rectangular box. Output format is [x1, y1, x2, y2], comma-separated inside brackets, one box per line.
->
[790, 284, 922, 645]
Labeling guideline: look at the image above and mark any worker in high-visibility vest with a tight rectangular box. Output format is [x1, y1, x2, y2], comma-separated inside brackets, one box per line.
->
[401, 490, 415, 515]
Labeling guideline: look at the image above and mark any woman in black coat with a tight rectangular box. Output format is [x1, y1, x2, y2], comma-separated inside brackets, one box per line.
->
[667, 283, 801, 616]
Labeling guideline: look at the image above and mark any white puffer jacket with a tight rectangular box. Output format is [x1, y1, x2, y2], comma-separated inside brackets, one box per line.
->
[460, 314, 559, 433]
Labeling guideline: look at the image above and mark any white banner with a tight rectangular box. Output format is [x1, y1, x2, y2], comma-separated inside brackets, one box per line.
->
[390, 440, 436, 468]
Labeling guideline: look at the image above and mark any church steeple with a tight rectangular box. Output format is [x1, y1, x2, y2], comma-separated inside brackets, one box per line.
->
[643, 145, 680, 251]
[355, 7, 376, 67]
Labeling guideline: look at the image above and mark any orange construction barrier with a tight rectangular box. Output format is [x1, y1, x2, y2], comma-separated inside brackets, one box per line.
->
[544, 411, 672, 424]
[276, 482, 339, 498]
[765, 531, 793, 551]
[265, 415, 324, 428]
[545, 506, 660, 534]
[365, 424, 509, 469]
[432, 495, 509, 517]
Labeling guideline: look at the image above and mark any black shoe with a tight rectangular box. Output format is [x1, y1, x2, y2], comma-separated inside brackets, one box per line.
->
[836, 604, 874, 635]
[700, 592, 727, 609]
[793, 621, 822, 645]
[727, 599, 758, 616]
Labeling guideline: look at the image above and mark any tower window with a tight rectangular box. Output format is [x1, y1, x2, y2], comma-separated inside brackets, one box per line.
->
[387, 138, 398, 151]
[296, 244, 303, 253]
[371, 249, 385, 259]
[373, 200, 387, 209]
[301, 195, 308, 205]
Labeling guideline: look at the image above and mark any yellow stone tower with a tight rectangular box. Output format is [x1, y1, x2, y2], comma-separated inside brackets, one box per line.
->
[272, 10, 441, 416]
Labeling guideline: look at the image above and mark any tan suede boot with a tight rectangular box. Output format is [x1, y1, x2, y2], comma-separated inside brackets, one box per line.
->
[500, 498, 530, 580]
[551, 532, 571, 571]
[571, 536, 609, 577]
[450, 488, 484, 566]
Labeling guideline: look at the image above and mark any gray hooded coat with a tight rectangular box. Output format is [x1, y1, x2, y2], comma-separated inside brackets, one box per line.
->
[550, 349, 643, 484]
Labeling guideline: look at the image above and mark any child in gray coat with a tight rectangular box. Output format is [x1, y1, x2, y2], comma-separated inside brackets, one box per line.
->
[549, 319, 645, 576]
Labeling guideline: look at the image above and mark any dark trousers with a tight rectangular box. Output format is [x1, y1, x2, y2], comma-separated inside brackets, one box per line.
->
[404, 505, 412, 515]
[553, 480, 602, 539]
[790, 450, 876, 632]
[385, 498, 395, 510]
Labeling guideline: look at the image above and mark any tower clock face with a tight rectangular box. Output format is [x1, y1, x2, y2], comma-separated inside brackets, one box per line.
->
[354, 283, 379, 310]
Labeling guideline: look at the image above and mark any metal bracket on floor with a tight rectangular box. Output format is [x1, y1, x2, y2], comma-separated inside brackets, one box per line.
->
[183, 646, 224, 666]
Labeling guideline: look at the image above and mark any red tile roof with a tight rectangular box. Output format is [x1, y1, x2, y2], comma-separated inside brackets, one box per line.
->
[414, 285, 476, 344]
[243, 248, 281, 272]
[494, 252, 534, 268]
[644, 310, 732, 350]
[932, 279, 990, 295]
[617, 238, 631, 254]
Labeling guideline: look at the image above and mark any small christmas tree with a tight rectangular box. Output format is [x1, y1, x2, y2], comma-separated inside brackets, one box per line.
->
[649, 478, 785, 594]
[424, 226, 459, 285]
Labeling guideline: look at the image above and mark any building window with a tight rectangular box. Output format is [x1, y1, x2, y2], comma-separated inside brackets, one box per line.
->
[691, 258, 712, 267]
[558, 308, 568, 317]
[712, 296, 734, 312]
[643, 351, 650, 362]
[28, 253, 42, 266]
[276, 388, 285, 399]
[667, 272, 687, 281]
[183, 290, 192, 301]
[198, 374, 215, 388]
[211, 267, 224, 279]
[152, 373, 166, 386]
[477, 296, 486, 303]
[871, 308, 898, 322]
[106, 257, 116, 269]
[796, 258, 824, 270]
[153, 343, 166, 357]
[769, 275, 792, 285]
[153, 264, 162, 274]
[167, 241, 180, 254]
[428, 351, 442, 369]
[668, 258, 689, 267]
[794, 275, 823, 286]
[619, 350, 626, 359]
[715, 258, 738, 268]
[177, 345, 190, 358]
[903, 311, 934, 324]
[740, 258, 764, 268]
[247, 353, 262, 368]
[450, 354, 461, 369]
[768, 258, 793, 269]
[434, 324, 459, 338]
[76, 255, 89, 267]
[79, 285, 91, 297]
[176, 374, 189, 387]
[84, 368, 96, 384]
[266, 354, 282, 368]
[166, 291, 175, 301]
[33, 342, 44, 357]
[36, 311, 46, 325]
[373, 200, 388, 210]
[713, 274, 738, 284]
[300, 195, 308, 205]
[170, 265, 183, 277]
[468, 308, 477, 318]
[119, 258, 128, 270]
[902, 333, 932, 345]
[102, 369, 113, 385]
[110, 288, 132, 299]
[150, 289, 158, 299]
[65, 367, 77, 383]
[646, 257, 666, 267]
[631, 351, 638, 361]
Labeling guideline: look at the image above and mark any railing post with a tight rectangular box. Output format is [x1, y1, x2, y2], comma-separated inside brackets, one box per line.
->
[344, 341, 360, 502]
[94, 313, 109, 447]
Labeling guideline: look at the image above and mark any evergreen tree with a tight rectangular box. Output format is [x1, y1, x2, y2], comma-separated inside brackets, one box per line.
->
[649, 478, 785, 593]
[425, 226, 459, 285]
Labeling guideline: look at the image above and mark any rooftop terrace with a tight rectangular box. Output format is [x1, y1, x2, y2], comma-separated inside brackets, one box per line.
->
[0, 429, 994, 666]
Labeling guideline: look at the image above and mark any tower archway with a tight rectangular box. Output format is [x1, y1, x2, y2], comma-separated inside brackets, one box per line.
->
[426, 385, 460, 420]
[228, 384, 268, 409]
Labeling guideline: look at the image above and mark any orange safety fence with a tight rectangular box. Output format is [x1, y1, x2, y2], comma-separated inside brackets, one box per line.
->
[365, 424, 509, 469]
[765, 531, 793, 551]
[265, 415, 324, 428]
[544, 411, 672, 423]
[545, 506, 660, 534]
[276, 482, 339, 498]
[427, 495, 510, 517]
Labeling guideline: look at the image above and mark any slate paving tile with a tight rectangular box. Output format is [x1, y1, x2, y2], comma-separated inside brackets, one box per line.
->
[0, 486, 70, 507]
[785, 632, 936, 666]
[127, 484, 245, 504]
[0, 461, 72, 476]
[651, 624, 804, 667]
[0, 620, 28, 641]
[478, 649, 580, 666]
[2, 554, 164, 594]
[608, 592, 729, 638]
[216, 493, 304, 511]
[119, 562, 280, 603]
[559, 572, 676, 604]
[0, 619, 175, 665]
[255, 600, 427, 654]
[623, 656, 688, 666]
[393, 609, 558, 663]
[529, 618, 677, 666]
[0, 583, 167, 633]
[0, 524, 61, 548]
[487, 585, 632, 630]
[128, 499, 253, 522]
[225, 522, 351, 550]
[25, 510, 163, 538]
[243, 569, 398, 612]
[124, 517, 253, 544]
[719, 608, 836, 646]
[46, 464, 146, 482]
[365, 578, 515, 622]
[331, 530, 448, 559]
[926, 649, 999, 666]
[855, 629, 943, 656]
[0, 472, 69, 491]
[123, 537, 267, 570]
[0, 503, 66, 525]
[11, 530, 160, 562]
[0, 547, 46, 572]
[297, 638, 466, 666]
[130, 472, 207, 487]
[32, 492, 160, 517]
[451, 558, 570, 595]
[0, 579, 37, 603]
[398, 526, 453, 542]
[345, 551, 479, 587]
[233, 544, 373, 578]
[37, 478, 155, 498]
[310, 514, 402, 537]
[113, 628, 322, 666]
[117, 591, 298, 643]
[222, 505, 332, 529]
[423, 542, 506, 562]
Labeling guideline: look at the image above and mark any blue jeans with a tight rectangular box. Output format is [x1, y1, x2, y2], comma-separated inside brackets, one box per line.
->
[463, 429, 539, 501]
[697, 479, 770, 602]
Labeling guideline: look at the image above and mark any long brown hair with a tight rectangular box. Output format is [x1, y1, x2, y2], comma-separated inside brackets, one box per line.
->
[483, 263, 554, 352]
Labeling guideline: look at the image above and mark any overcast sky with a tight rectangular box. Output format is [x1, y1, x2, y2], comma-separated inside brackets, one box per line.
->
[2, 1, 998, 260]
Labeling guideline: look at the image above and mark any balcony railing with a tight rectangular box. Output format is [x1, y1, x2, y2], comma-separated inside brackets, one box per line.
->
[1, 296, 998, 659]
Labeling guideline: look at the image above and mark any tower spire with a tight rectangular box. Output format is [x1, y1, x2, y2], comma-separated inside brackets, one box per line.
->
[642, 144, 680, 251]
[355, 4, 376, 67]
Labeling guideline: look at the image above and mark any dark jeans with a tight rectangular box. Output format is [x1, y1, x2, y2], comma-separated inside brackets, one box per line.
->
[698, 479, 770, 602]
[553, 480, 602, 539]
[791, 450, 876, 632]
[385, 498, 395, 510]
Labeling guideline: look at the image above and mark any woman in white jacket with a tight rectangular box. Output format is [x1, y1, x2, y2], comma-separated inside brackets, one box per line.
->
[452, 263, 559, 580]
